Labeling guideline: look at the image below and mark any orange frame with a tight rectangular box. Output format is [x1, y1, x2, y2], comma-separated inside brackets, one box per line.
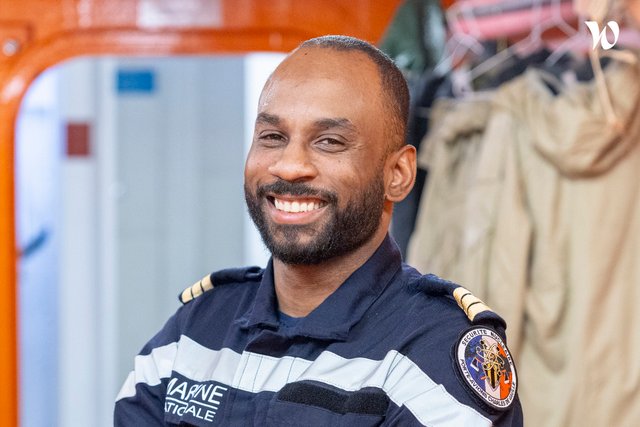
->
[0, 0, 402, 424]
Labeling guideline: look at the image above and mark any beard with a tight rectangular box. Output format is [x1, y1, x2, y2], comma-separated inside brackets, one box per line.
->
[244, 175, 385, 265]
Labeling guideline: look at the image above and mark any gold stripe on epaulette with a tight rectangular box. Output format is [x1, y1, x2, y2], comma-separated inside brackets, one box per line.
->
[453, 286, 492, 322]
[180, 274, 214, 304]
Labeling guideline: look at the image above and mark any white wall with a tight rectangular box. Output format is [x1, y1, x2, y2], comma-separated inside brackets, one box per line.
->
[57, 58, 102, 427]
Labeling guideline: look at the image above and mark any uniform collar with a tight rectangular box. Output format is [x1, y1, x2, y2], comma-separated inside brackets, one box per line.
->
[237, 234, 402, 341]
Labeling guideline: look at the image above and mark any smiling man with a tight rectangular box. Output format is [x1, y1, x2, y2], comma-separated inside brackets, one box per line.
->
[115, 36, 523, 426]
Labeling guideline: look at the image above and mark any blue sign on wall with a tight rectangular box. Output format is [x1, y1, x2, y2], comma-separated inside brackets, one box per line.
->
[117, 69, 156, 94]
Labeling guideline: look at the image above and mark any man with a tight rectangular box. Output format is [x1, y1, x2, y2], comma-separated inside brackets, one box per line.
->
[114, 35, 522, 426]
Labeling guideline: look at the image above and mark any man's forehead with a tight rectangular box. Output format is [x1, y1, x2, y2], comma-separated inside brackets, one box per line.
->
[263, 47, 379, 94]
[280, 46, 373, 72]
[258, 47, 382, 111]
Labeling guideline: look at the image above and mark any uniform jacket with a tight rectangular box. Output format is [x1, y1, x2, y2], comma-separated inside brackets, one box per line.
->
[114, 235, 522, 426]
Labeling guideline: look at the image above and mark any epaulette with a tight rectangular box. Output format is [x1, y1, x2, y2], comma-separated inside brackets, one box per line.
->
[178, 266, 263, 304]
[452, 286, 493, 323]
[417, 274, 504, 327]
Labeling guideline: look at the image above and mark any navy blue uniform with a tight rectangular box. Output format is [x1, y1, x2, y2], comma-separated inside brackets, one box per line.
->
[115, 235, 523, 426]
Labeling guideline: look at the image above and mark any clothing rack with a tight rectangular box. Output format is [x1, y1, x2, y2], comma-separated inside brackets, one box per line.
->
[447, 0, 576, 42]
[464, 0, 572, 18]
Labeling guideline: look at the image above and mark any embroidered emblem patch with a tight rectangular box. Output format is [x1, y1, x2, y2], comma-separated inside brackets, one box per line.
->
[455, 327, 517, 411]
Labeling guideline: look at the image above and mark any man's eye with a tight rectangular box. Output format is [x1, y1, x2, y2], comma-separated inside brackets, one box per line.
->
[258, 133, 286, 146]
[316, 138, 346, 151]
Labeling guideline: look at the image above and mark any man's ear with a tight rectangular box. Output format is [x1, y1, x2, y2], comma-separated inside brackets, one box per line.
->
[385, 144, 416, 202]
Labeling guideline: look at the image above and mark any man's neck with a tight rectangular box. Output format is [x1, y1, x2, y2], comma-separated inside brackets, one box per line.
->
[273, 228, 387, 318]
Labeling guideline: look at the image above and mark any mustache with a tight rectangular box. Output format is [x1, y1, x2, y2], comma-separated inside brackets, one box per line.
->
[256, 179, 338, 204]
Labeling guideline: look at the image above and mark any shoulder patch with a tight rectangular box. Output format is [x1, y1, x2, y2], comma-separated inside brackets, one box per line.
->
[452, 286, 493, 322]
[179, 274, 214, 304]
[178, 266, 264, 304]
[454, 326, 517, 411]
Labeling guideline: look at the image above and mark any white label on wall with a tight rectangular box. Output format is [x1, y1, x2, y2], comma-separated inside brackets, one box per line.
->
[138, 0, 222, 28]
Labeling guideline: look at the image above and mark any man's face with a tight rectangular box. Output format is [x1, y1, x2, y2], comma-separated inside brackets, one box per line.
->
[244, 48, 390, 264]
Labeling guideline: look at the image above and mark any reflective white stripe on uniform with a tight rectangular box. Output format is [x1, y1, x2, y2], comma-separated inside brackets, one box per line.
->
[117, 335, 491, 426]
[116, 341, 178, 400]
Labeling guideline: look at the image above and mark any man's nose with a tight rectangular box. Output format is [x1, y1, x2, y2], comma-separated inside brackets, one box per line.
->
[267, 141, 317, 182]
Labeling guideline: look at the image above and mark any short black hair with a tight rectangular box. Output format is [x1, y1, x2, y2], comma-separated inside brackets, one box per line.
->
[299, 35, 409, 150]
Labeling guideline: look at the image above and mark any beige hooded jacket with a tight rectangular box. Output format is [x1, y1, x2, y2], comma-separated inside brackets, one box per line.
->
[409, 62, 640, 426]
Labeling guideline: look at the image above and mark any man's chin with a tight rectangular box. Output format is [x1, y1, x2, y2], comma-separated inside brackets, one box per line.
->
[267, 218, 322, 237]
[270, 245, 329, 265]
[262, 226, 329, 263]
[267, 228, 318, 249]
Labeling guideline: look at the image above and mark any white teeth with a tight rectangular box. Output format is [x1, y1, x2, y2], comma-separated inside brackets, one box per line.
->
[274, 198, 323, 213]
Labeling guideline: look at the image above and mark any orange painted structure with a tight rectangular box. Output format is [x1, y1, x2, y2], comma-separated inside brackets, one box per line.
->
[0, 0, 403, 424]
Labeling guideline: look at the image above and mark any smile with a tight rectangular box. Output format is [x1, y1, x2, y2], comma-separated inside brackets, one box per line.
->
[265, 195, 329, 225]
[273, 197, 326, 213]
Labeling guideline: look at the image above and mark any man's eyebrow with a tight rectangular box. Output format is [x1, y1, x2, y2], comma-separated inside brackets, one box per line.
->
[256, 112, 281, 126]
[312, 118, 357, 133]
[256, 114, 357, 134]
